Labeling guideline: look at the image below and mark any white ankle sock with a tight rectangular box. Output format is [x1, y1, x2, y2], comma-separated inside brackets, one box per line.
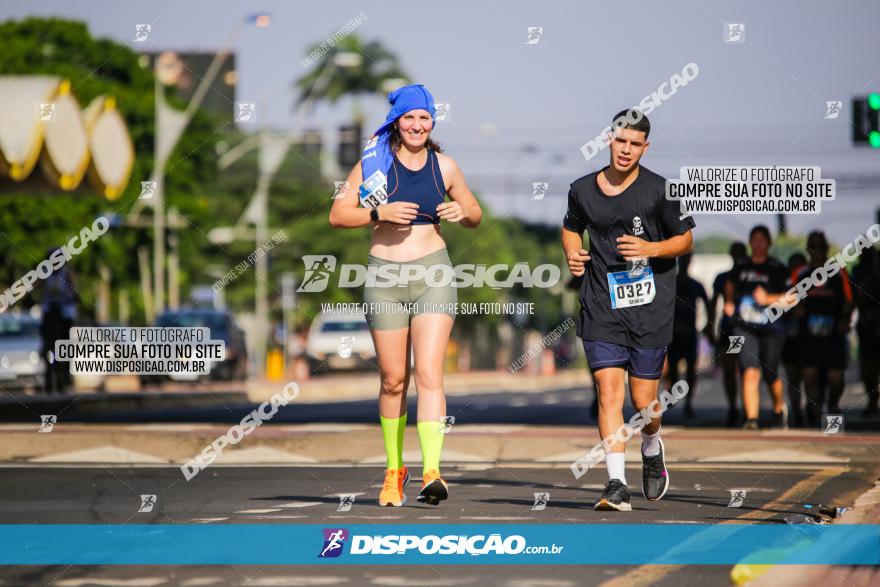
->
[605, 452, 626, 485]
[642, 428, 661, 457]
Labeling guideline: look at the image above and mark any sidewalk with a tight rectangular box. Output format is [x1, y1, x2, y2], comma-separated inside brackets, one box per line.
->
[246, 369, 592, 403]
[3, 422, 877, 466]
[746, 479, 880, 586]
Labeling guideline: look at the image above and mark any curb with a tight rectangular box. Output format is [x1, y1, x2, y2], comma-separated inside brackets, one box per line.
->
[735, 478, 880, 586]
[0, 391, 249, 422]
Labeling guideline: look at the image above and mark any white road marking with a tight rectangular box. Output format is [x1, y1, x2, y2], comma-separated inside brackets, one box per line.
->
[330, 515, 404, 520]
[704, 449, 848, 463]
[125, 424, 214, 432]
[213, 446, 318, 464]
[451, 425, 525, 433]
[370, 576, 477, 586]
[359, 450, 489, 464]
[235, 508, 282, 514]
[281, 424, 370, 432]
[461, 516, 533, 521]
[506, 580, 576, 587]
[248, 577, 350, 586]
[57, 580, 168, 587]
[30, 446, 168, 464]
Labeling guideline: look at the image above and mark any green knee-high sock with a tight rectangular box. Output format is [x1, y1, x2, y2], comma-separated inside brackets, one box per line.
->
[417, 421, 445, 476]
[380, 413, 406, 469]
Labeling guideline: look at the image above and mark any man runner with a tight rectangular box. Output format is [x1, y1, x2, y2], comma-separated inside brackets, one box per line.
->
[709, 242, 749, 426]
[562, 109, 695, 511]
[724, 225, 789, 430]
[793, 231, 853, 426]
[782, 252, 808, 427]
[666, 253, 710, 418]
[853, 245, 880, 417]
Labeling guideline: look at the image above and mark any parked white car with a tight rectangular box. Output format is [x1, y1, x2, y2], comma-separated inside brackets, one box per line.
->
[0, 313, 44, 391]
[305, 311, 375, 372]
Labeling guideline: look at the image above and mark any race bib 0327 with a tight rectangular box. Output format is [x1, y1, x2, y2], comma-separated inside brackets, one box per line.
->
[607, 267, 656, 309]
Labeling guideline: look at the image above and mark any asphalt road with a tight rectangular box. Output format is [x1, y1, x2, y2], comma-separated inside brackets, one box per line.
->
[0, 460, 875, 586]
[37, 381, 880, 432]
[1, 371, 877, 586]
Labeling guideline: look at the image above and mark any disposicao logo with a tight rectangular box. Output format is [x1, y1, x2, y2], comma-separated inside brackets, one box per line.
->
[318, 528, 349, 558]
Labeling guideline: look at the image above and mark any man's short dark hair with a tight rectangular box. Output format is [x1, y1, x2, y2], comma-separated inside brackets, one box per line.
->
[749, 224, 772, 243]
[807, 230, 829, 251]
[729, 241, 747, 260]
[612, 109, 650, 139]
[788, 252, 807, 270]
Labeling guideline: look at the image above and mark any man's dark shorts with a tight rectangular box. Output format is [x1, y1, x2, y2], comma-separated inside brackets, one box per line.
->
[733, 326, 784, 379]
[582, 339, 668, 380]
[668, 335, 698, 366]
[799, 335, 848, 371]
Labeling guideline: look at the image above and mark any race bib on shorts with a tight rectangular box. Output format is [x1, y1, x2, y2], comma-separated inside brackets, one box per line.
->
[607, 267, 656, 309]
[359, 170, 388, 209]
[806, 314, 834, 337]
[738, 295, 769, 325]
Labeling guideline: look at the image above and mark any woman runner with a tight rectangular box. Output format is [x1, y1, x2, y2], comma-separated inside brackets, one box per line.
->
[329, 84, 482, 506]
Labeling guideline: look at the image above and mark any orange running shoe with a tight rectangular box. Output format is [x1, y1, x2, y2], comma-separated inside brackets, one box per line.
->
[379, 467, 409, 507]
[416, 469, 448, 505]
[399, 465, 410, 492]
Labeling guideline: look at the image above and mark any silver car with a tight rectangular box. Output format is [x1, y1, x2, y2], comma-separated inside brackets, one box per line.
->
[306, 311, 375, 373]
[0, 314, 44, 391]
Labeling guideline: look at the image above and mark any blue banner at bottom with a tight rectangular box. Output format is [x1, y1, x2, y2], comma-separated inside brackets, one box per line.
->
[0, 524, 877, 565]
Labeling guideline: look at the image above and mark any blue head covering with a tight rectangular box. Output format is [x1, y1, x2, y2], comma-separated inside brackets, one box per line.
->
[361, 84, 436, 186]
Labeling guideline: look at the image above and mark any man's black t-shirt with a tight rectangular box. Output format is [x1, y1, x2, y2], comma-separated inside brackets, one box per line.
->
[563, 165, 696, 347]
[728, 257, 788, 332]
[794, 265, 851, 337]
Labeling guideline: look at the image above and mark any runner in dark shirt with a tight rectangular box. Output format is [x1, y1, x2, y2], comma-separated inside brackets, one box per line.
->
[724, 225, 789, 429]
[708, 242, 748, 426]
[564, 168, 693, 349]
[793, 231, 853, 425]
[562, 108, 694, 512]
[852, 245, 880, 417]
[782, 252, 808, 427]
[666, 253, 710, 418]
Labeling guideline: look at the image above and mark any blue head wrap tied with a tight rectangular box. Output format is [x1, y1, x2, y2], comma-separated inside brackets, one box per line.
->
[361, 84, 436, 187]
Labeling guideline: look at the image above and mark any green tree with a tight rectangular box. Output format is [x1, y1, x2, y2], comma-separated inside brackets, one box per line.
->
[0, 17, 223, 323]
[294, 34, 408, 123]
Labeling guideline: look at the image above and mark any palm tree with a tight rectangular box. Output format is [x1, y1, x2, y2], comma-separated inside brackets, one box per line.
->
[294, 34, 409, 125]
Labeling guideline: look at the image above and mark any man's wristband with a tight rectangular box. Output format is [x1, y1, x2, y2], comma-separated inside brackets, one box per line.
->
[370, 208, 379, 222]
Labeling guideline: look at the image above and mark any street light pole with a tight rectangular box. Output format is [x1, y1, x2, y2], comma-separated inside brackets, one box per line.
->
[153, 77, 166, 316]
[251, 133, 289, 375]
[143, 14, 270, 321]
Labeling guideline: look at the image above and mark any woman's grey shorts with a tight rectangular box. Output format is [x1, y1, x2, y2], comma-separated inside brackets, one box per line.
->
[364, 248, 458, 330]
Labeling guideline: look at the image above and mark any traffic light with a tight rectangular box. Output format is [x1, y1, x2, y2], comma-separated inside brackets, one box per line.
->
[852, 93, 880, 148]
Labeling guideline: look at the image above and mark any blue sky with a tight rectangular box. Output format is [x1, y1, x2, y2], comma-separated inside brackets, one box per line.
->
[4, 0, 879, 243]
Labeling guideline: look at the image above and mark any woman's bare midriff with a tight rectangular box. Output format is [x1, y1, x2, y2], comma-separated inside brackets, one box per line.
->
[369, 222, 447, 262]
